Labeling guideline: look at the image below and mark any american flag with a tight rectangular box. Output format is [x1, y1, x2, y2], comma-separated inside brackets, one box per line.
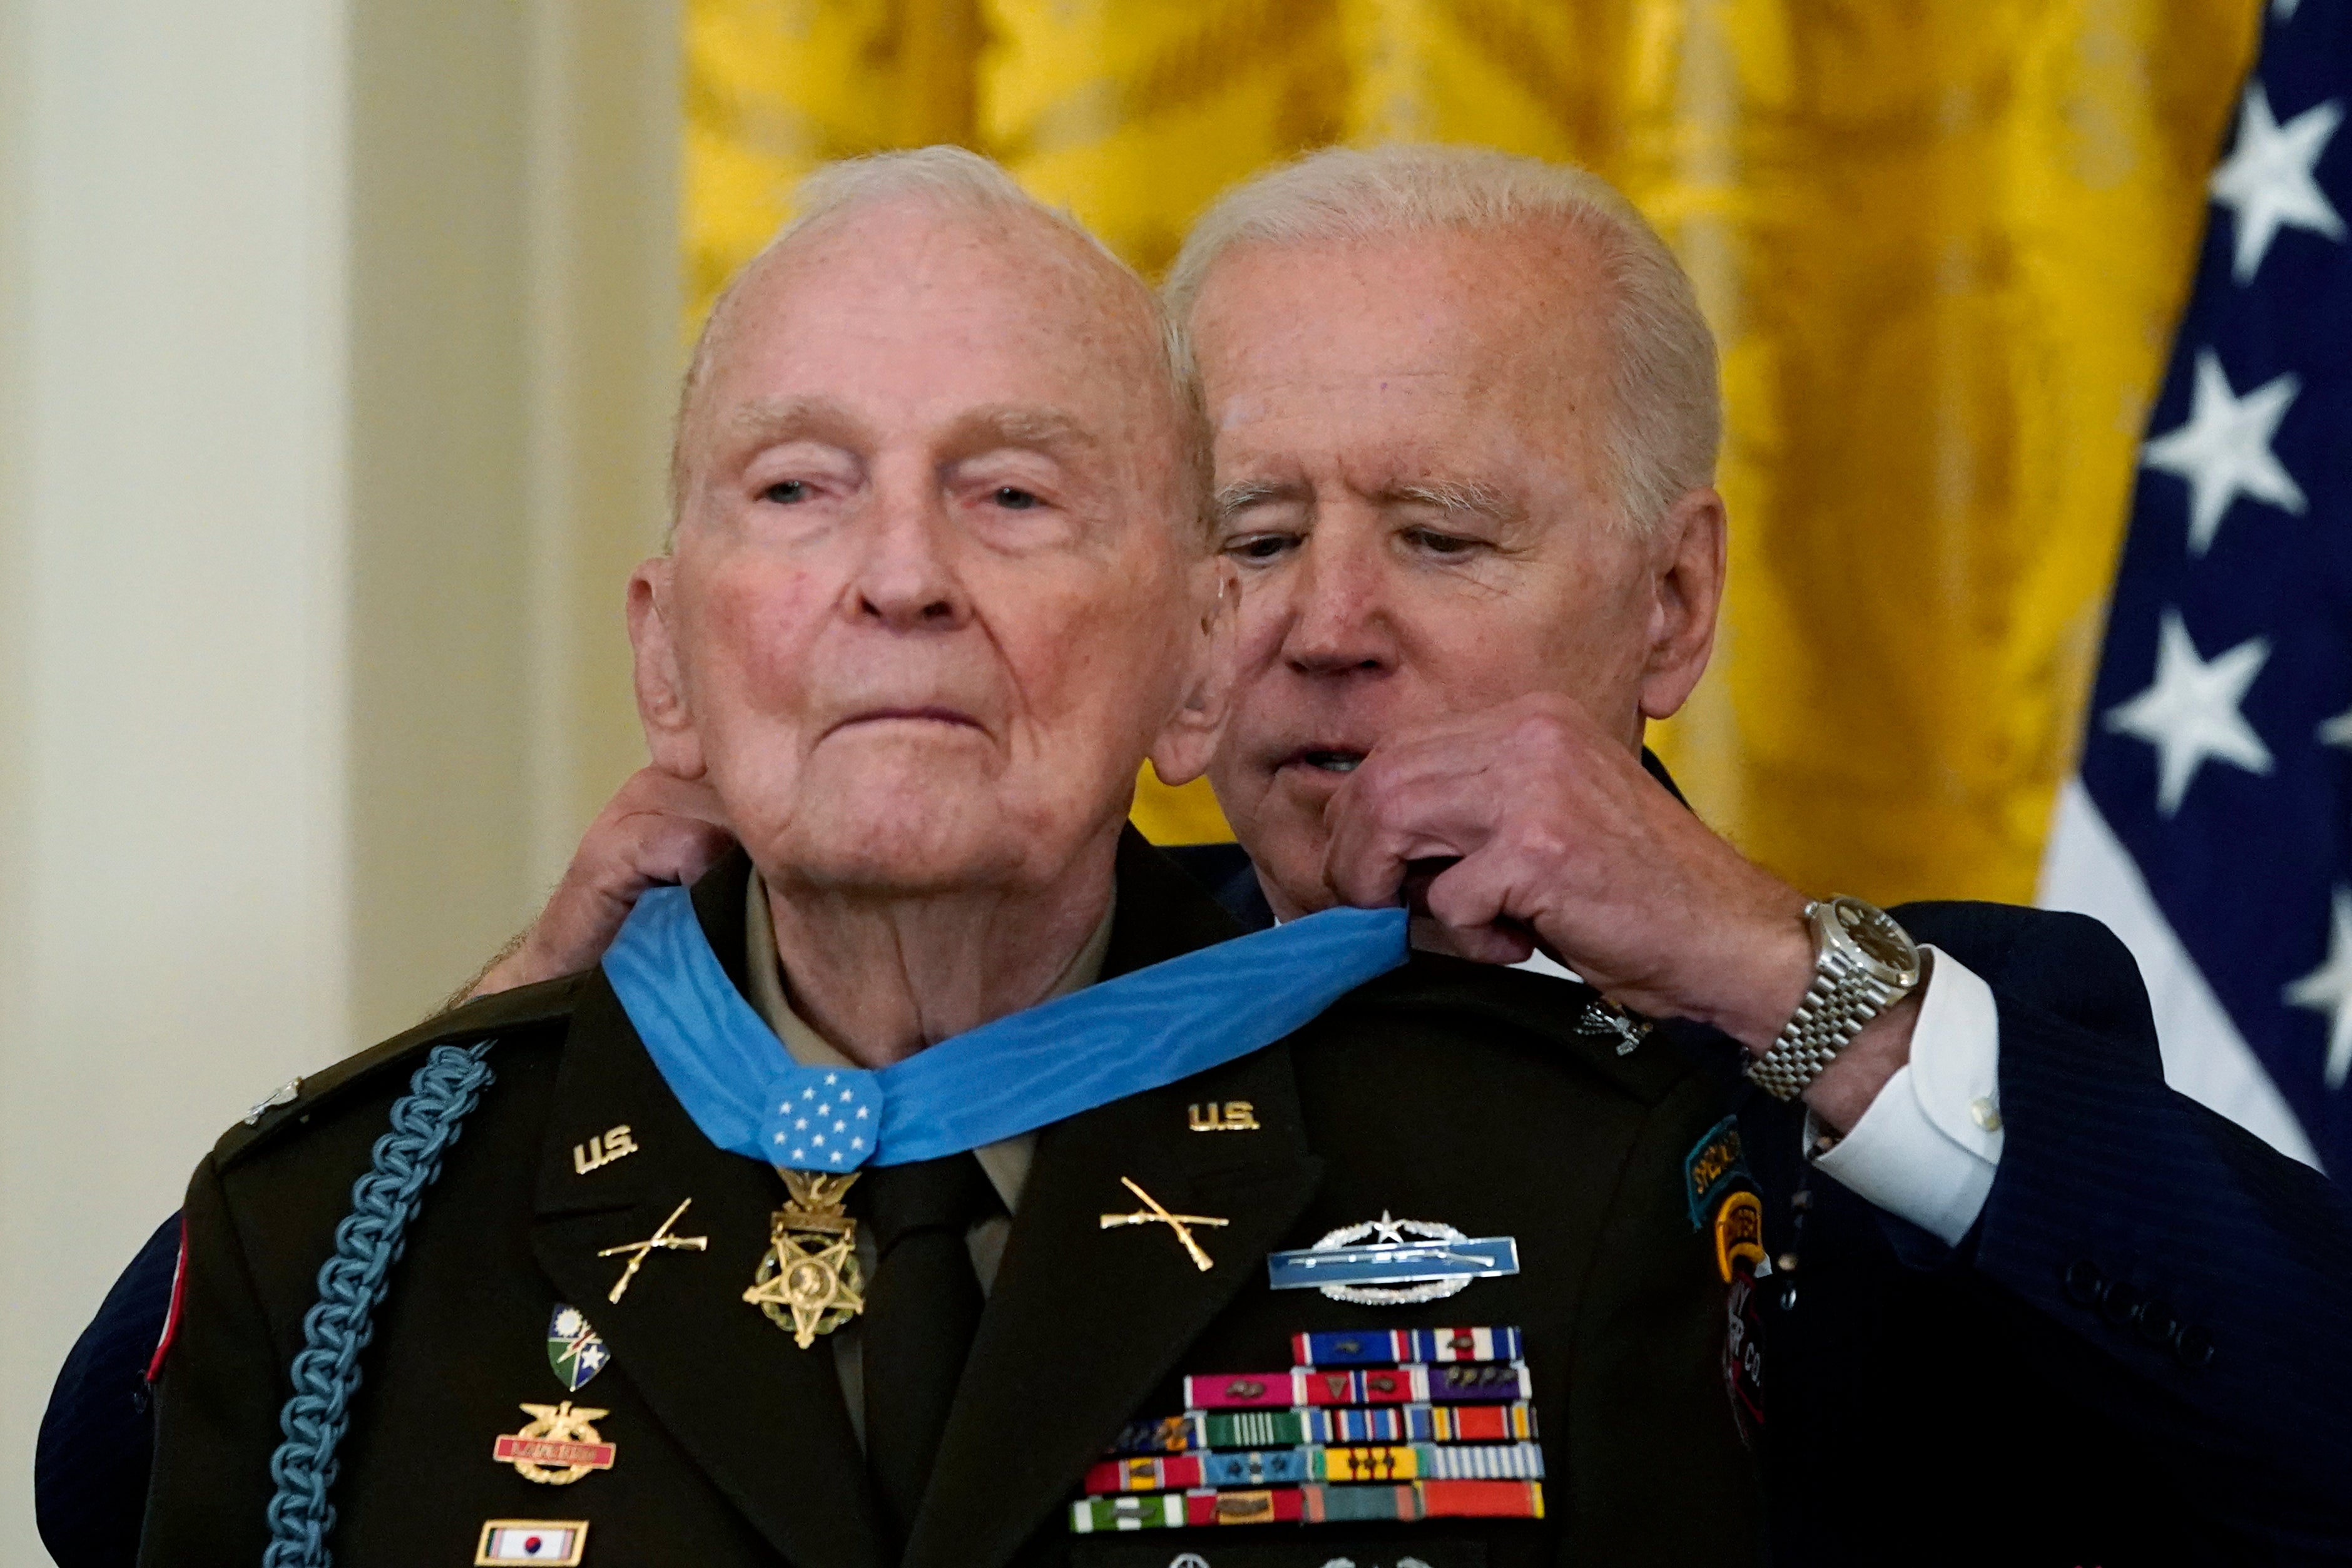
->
[2041, 0, 2350, 1174]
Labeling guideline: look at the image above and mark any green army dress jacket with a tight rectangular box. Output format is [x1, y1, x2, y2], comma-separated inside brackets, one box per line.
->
[141, 833, 1759, 1568]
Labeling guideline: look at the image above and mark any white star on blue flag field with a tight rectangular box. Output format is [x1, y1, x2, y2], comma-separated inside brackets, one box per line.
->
[2082, 0, 2352, 1164]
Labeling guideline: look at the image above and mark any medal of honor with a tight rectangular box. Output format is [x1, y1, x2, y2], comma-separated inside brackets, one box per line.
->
[742, 1168, 865, 1347]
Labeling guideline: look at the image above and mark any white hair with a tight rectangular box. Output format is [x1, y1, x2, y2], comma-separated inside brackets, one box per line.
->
[671, 146, 1206, 537]
[1163, 145, 1721, 536]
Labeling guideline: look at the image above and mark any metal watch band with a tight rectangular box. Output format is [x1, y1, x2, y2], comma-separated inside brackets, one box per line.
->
[1747, 902, 1913, 1101]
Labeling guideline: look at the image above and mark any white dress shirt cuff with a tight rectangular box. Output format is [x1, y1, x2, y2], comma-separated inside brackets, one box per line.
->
[1810, 945, 2003, 1247]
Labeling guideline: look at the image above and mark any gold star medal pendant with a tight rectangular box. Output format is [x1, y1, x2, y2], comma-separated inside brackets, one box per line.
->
[743, 1168, 865, 1348]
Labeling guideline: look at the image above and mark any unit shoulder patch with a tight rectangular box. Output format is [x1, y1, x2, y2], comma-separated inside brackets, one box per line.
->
[1681, 1115, 1751, 1231]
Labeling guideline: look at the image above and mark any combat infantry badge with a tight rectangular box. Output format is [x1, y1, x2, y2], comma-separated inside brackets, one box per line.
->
[744, 1168, 865, 1348]
[1266, 1211, 1520, 1305]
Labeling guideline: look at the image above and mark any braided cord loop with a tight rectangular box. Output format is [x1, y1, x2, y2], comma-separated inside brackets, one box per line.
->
[261, 1040, 497, 1568]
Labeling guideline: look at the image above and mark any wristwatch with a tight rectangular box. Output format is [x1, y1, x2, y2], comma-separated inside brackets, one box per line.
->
[1746, 896, 1922, 1100]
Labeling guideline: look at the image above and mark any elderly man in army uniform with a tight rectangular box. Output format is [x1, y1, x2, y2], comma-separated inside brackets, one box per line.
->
[135, 151, 1753, 1567]
[79, 143, 2349, 1568]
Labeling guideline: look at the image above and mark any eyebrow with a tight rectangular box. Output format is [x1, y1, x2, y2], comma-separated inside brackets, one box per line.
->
[1213, 478, 1305, 524]
[1212, 476, 1521, 527]
[726, 395, 864, 450]
[721, 397, 1100, 467]
[939, 403, 1099, 457]
[1385, 478, 1519, 522]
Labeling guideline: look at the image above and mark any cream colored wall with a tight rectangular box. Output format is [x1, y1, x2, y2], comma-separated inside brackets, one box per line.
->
[0, 3, 676, 1557]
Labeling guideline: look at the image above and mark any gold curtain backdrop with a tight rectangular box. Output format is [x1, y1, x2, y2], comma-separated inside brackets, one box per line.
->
[685, 0, 2259, 904]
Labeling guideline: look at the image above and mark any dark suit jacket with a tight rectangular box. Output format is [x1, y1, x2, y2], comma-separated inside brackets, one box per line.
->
[1734, 902, 2352, 1566]
[1168, 843, 2352, 1564]
[136, 833, 1757, 1568]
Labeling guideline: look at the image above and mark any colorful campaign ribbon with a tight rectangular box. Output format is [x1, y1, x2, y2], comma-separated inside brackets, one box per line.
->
[602, 885, 1407, 1172]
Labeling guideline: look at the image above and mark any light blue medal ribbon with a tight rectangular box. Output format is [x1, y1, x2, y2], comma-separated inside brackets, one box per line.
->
[602, 885, 1408, 1171]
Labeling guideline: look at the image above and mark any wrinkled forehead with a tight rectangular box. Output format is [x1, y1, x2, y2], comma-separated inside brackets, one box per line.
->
[1196, 227, 1610, 404]
[686, 205, 1175, 473]
[1186, 228, 1616, 499]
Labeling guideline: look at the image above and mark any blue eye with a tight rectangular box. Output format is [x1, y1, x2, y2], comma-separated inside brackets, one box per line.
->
[993, 487, 1041, 510]
[763, 479, 809, 504]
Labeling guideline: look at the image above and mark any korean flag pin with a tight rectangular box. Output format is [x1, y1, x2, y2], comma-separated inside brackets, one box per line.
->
[476, 1520, 588, 1565]
[546, 1305, 609, 1393]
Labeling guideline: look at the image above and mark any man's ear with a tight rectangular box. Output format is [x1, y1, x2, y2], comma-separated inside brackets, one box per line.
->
[627, 557, 707, 780]
[1147, 556, 1239, 787]
[1637, 486, 1728, 721]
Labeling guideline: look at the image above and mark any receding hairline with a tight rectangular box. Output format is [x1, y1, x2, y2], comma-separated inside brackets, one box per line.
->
[669, 149, 1209, 541]
[1163, 145, 1723, 537]
[686, 195, 1160, 439]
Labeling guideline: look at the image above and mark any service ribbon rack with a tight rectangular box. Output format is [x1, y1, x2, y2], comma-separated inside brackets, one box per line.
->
[1071, 1326, 1544, 1535]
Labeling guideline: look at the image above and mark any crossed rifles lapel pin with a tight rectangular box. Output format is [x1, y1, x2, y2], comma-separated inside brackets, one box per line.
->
[1101, 1176, 1229, 1273]
[597, 1196, 708, 1305]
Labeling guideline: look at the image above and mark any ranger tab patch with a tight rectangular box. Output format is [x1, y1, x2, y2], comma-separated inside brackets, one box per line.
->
[1712, 1190, 1766, 1284]
[1682, 1116, 1751, 1229]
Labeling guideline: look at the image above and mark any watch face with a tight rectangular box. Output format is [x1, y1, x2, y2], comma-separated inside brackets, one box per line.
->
[1831, 899, 1919, 977]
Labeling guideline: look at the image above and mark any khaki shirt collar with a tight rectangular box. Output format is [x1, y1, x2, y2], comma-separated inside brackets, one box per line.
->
[742, 869, 1115, 1213]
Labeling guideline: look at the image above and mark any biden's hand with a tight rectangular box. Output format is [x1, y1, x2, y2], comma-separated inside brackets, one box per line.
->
[1318, 693, 1914, 1129]
[461, 767, 736, 1004]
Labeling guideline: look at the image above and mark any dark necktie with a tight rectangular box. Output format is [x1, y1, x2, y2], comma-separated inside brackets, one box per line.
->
[858, 1151, 999, 1547]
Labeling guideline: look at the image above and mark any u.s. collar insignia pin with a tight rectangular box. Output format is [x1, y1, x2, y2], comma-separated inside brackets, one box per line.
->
[573, 1123, 638, 1175]
[1265, 1210, 1520, 1304]
[545, 1305, 608, 1392]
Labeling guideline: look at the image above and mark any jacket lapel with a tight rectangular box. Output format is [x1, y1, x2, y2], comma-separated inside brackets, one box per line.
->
[907, 1048, 1321, 1568]
[904, 835, 1325, 1568]
[530, 856, 890, 1568]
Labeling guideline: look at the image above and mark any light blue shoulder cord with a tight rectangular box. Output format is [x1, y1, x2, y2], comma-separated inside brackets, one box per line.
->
[260, 1039, 497, 1568]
